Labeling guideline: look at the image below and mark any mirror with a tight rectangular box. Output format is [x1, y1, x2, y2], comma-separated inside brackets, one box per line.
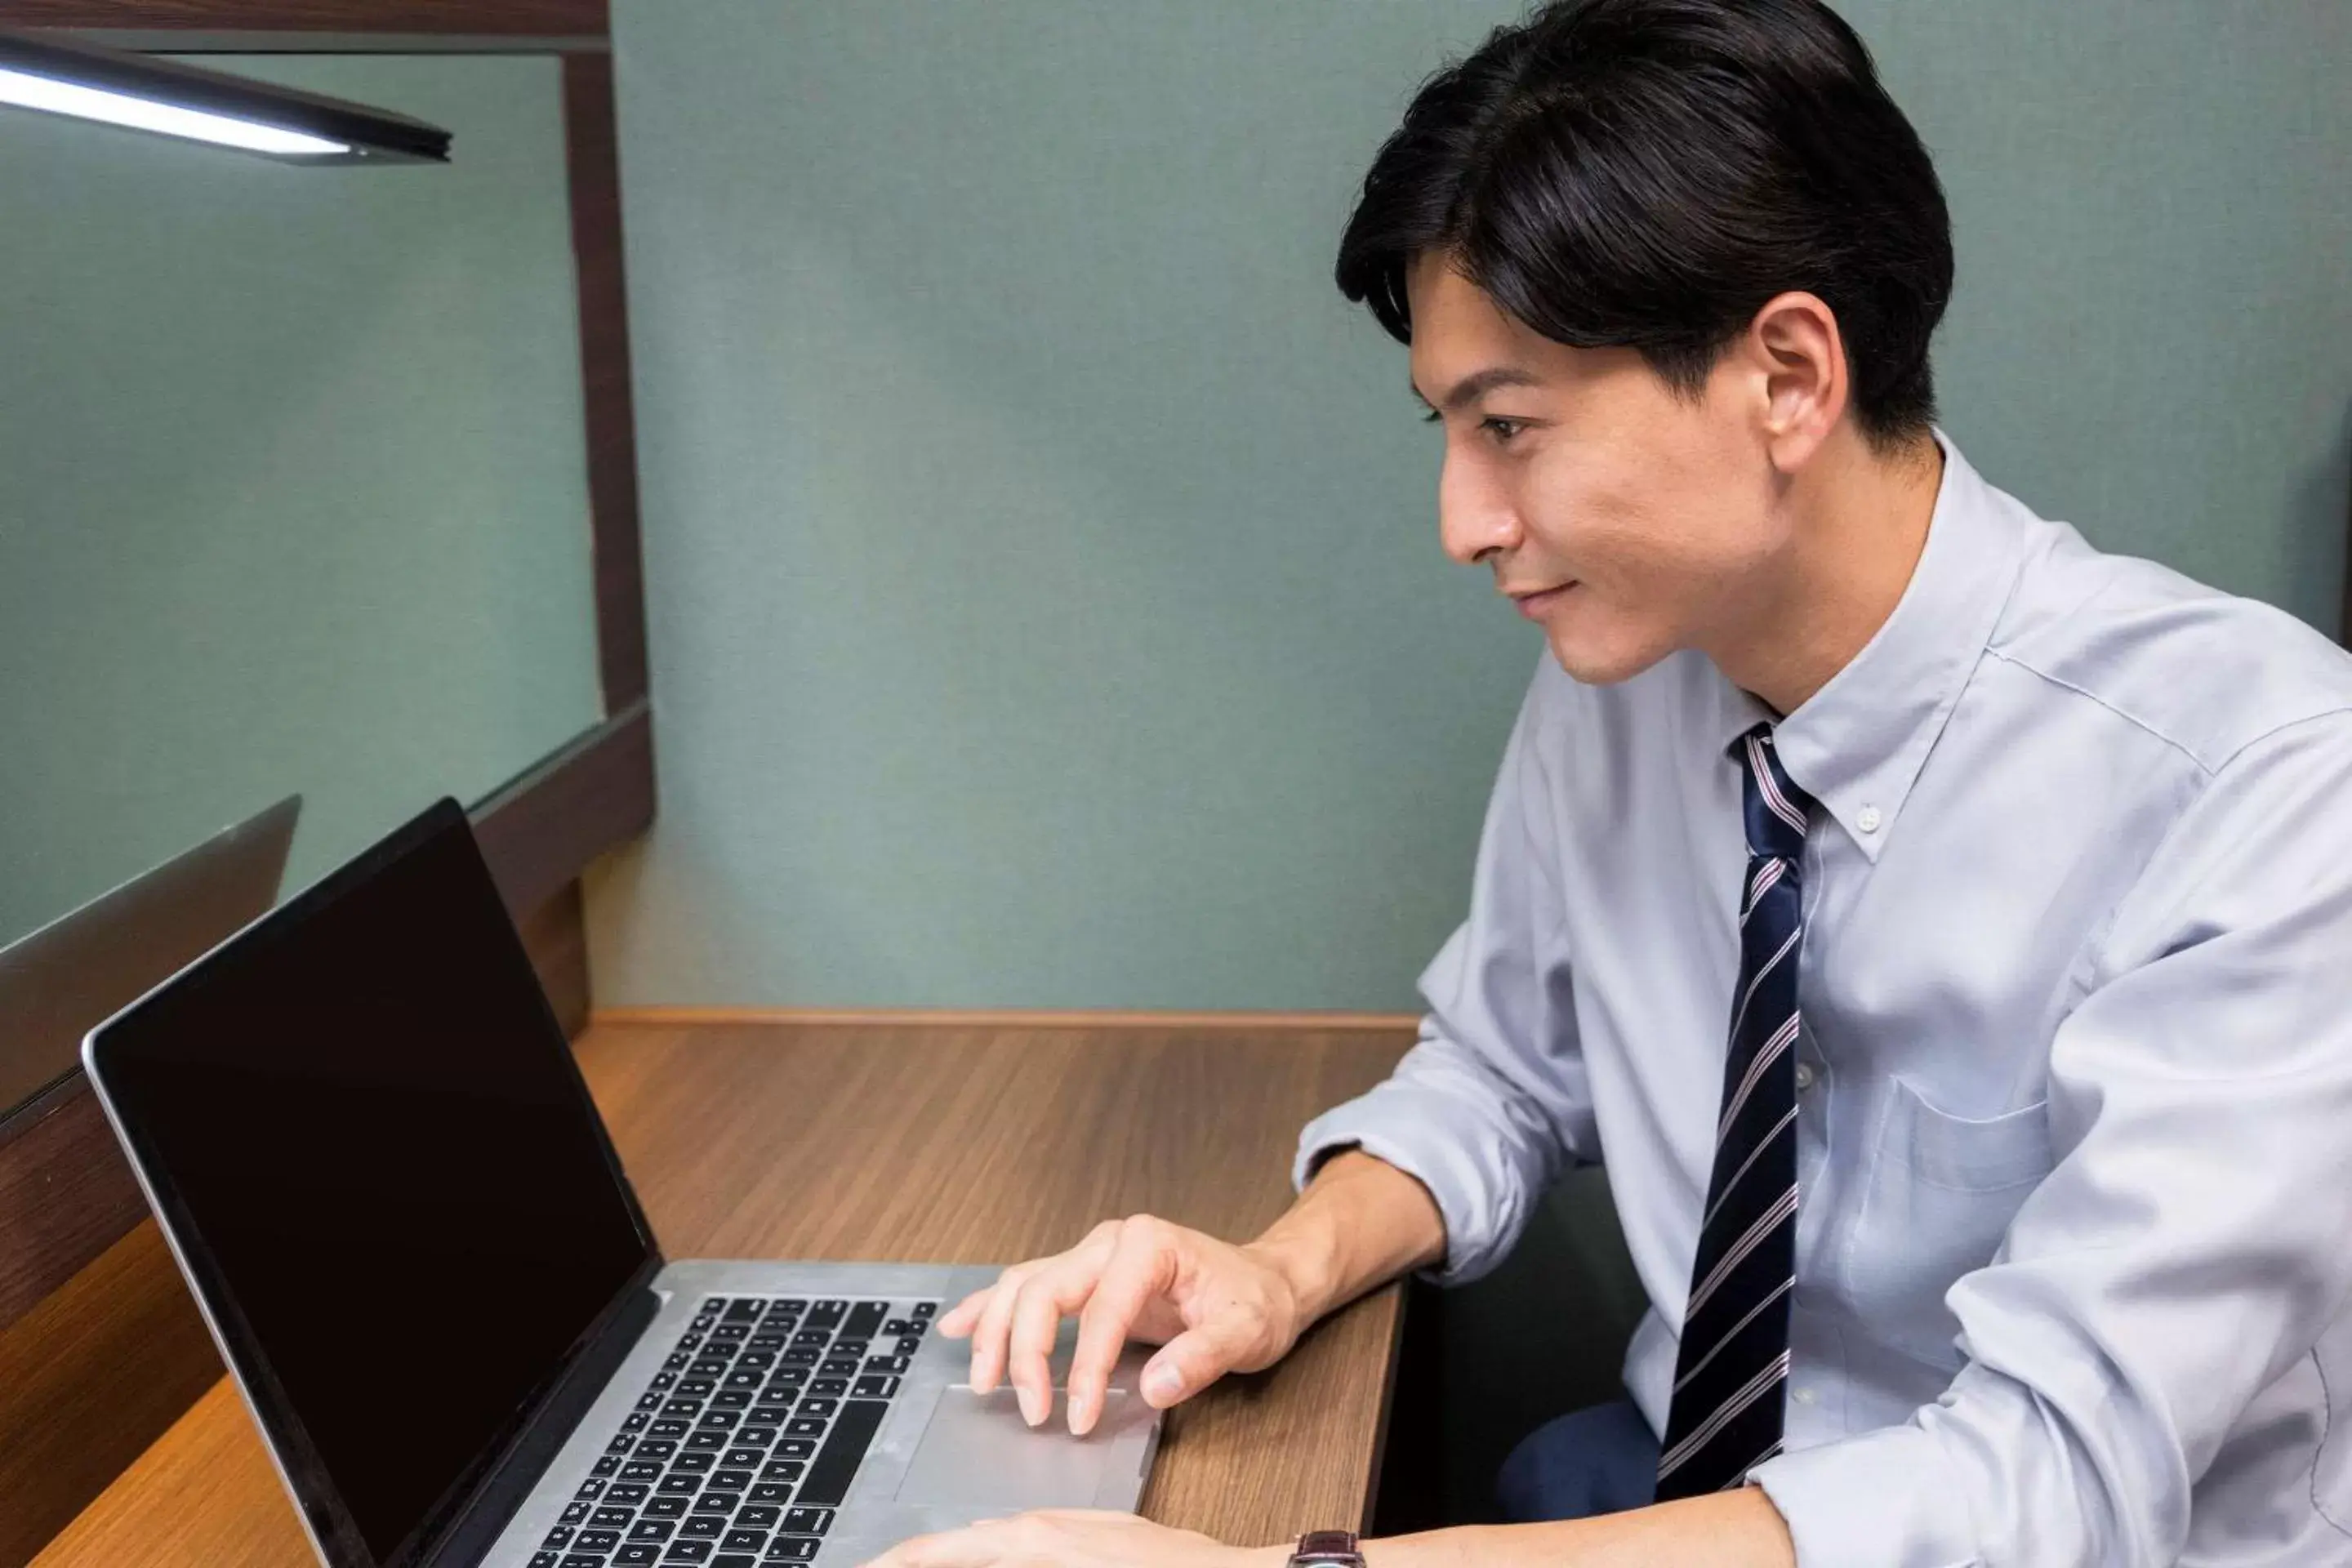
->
[0, 50, 605, 1122]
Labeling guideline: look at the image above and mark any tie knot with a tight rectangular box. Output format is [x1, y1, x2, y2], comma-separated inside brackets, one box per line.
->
[1736, 722, 1813, 862]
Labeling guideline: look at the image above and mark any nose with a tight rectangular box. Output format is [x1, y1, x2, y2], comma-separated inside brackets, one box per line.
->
[1437, 446, 1521, 568]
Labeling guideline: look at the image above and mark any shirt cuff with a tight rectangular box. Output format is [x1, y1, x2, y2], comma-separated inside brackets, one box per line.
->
[1748, 1426, 1979, 1568]
[1291, 1095, 1515, 1286]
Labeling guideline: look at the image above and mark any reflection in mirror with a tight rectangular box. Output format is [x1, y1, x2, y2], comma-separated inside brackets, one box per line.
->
[0, 52, 605, 1124]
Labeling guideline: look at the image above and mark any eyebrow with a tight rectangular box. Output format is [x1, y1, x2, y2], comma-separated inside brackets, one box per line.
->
[1409, 365, 1548, 415]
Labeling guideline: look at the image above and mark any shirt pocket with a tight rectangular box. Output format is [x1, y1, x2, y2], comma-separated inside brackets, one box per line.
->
[1842, 1075, 2054, 1370]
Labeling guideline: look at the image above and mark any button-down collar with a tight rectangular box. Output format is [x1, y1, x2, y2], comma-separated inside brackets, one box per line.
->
[1709, 428, 2029, 861]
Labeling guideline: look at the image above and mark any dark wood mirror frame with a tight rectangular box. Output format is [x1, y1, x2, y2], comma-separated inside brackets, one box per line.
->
[0, 5, 652, 1558]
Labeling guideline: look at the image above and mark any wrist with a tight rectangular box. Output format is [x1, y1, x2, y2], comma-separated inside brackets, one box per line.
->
[1242, 1229, 1339, 1327]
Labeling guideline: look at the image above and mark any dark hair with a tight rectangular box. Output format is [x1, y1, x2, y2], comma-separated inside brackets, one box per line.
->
[1334, 0, 1953, 451]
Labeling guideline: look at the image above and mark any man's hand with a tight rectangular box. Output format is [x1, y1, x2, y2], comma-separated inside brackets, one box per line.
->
[855, 1509, 1284, 1568]
[938, 1214, 1315, 1435]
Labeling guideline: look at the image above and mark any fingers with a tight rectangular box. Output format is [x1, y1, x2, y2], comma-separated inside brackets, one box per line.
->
[934, 1284, 992, 1339]
[1065, 1220, 1177, 1435]
[1005, 1258, 1098, 1426]
[1137, 1324, 1236, 1409]
[964, 1222, 1119, 1399]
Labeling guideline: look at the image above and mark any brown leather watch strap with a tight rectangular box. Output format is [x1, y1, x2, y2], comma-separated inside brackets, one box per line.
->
[1290, 1530, 1365, 1567]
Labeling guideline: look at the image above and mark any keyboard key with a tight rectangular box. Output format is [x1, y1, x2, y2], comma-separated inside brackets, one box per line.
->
[694, 1491, 742, 1514]
[679, 1379, 718, 1397]
[749, 1483, 793, 1504]
[759, 1460, 804, 1482]
[580, 1530, 623, 1550]
[795, 1399, 838, 1419]
[831, 1339, 869, 1359]
[542, 1526, 575, 1548]
[724, 1372, 764, 1391]
[820, 1358, 859, 1376]
[632, 1521, 677, 1540]
[804, 1378, 843, 1397]
[684, 1514, 728, 1535]
[881, 1319, 912, 1336]
[577, 1478, 608, 1500]
[746, 1334, 789, 1352]
[617, 1548, 662, 1566]
[653, 1419, 691, 1437]
[782, 1508, 833, 1536]
[652, 1373, 679, 1390]
[594, 1507, 635, 1526]
[638, 1440, 678, 1460]
[713, 1469, 755, 1490]
[688, 1432, 728, 1452]
[725, 1530, 769, 1551]
[593, 1456, 623, 1477]
[564, 1557, 607, 1568]
[647, 1497, 689, 1519]
[608, 1484, 650, 1503]
[844, 1302, 888, 1338]
[766, 1539, 818, 1561]
[784, 1419, 826, 1437]
[659, 1477, 702, 1495]
[666, 1541, 715, 1561]
[864, 1356, 911, 1375]
[532, 1555, 560, 1568]
[666, 1353, 693, 1372]
[638, 1392, 666, 1412]
[853, 1375, 899, 1400]
[676, 1452, 716, 1472]
[715, 1391, 755, 1410]
[894, 1335, 924, 1356]
[710, 1322, 751, 1340]
[774, 1439, 817, 1459]
[623, 1461, 664, 1481]
[703, 1297, 732, 1315]
[562, 1501, 592, 1524]
[626, 1414, 653, 1433]
[910, 1302, 938, 1320]
[807, 1301, 848, 1330]
[725, 1301, 764, 1321]
[738, 1506, 782, 1527]
[699, 1411, 742, 1430]
[717, 1557, 760, 1568]
[664, 1399, 706, 1417]
[692, 1359, 733, 1377]
[724, 1448, 767, 1468]
[797, 1402, 887, 1508]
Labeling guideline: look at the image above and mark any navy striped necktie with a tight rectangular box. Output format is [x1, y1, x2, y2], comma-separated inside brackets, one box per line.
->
[1654, 721, 1815, 1500]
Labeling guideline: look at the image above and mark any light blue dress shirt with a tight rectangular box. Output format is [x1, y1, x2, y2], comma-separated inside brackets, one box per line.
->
[1293, 430, 2352, 1566]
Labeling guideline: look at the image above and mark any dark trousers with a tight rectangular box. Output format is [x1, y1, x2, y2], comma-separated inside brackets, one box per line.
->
[1494, 1397, 1661, 1522]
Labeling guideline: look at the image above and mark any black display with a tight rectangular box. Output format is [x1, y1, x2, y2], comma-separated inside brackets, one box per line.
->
[87, 800, 657, 1566]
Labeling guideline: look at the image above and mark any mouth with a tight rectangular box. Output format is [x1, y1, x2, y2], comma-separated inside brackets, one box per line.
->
[1508, 581, 1577, 619]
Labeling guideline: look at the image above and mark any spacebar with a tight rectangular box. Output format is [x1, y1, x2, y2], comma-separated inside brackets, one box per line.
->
[799, 1398, 889, 1507]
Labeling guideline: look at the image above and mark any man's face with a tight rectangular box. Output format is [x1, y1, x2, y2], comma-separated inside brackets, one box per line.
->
[1405, 250, 1787, 686]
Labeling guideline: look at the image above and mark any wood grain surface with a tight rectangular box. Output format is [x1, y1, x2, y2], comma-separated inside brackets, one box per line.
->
[0, 1222, 222, 1567]
[32, 1016, 1415, 1566]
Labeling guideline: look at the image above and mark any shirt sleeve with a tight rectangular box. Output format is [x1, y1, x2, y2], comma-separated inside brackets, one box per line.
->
[1290, 654, 1598, 1287]
[1750, 710, 2352, 1566]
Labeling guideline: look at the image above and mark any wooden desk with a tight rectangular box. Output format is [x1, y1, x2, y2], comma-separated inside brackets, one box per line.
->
[33, 1016, 1415, 1566]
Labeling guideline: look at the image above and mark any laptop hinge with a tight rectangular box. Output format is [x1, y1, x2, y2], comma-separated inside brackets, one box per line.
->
[415, 1269, 664, 1568]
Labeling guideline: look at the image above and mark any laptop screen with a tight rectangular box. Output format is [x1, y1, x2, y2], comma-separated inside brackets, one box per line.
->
[87, 800, 657, 1567]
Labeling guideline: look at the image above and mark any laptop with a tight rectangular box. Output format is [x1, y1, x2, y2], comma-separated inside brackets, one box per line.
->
[0, 792, 301, 1123]
[82, 796, 1161, 1568]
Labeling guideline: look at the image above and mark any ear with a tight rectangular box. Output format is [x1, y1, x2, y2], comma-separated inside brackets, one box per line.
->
[1743, 292, 1847, 474]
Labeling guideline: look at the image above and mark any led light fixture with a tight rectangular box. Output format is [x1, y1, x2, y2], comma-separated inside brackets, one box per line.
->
[0, 29, 450, 164]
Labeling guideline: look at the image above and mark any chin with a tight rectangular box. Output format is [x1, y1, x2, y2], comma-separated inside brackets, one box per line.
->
[1544, 626, 1672, 687]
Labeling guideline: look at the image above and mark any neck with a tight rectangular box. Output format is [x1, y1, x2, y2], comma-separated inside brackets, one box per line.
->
[1706, 429, 1945, 717]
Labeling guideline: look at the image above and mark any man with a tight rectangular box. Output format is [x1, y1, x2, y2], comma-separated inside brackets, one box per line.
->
[858, 0, 2352, 1563]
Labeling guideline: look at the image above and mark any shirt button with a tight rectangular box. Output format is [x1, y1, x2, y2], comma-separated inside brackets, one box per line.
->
[1857, 804, 1882, 834]
[1793, 1062, 1816, 1092]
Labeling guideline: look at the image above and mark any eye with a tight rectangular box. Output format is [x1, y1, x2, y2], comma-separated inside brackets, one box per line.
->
[1481, 416, 1526, 444]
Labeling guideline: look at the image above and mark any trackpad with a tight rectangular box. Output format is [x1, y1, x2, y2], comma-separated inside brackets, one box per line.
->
[890, 1387, 1152, 1509]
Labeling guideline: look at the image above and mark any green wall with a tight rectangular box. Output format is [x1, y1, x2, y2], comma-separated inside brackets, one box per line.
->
[0, 55, 604, 947]
[587, 0, 2351, 1011]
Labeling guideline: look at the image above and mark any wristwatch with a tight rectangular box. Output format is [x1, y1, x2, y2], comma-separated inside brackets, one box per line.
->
[1288, 1530, 1366, 1568]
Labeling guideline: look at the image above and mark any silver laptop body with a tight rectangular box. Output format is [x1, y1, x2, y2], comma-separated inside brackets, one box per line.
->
[82, 798, 1158, 1568]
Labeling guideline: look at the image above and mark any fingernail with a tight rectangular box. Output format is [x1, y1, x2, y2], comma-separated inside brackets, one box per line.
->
[1144, 1364, 1180, 1402]
[1067, 1395, 1090, 1434]
[1018, 1384, 1040, 1425]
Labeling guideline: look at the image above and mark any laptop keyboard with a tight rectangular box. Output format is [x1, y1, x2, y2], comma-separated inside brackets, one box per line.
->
[532, 1294, 940, 1568]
